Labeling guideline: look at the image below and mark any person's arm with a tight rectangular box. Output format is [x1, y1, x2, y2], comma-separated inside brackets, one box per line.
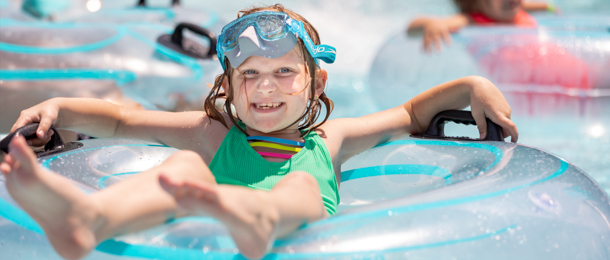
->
[323, 76, 518, 165]
[522, 1, 554, 12]
[12, 98, 125, 140]
[10, 97, 227, 156]
[407, 14, 469, 52]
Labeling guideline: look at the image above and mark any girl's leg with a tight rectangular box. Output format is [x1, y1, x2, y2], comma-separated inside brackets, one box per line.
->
[160, 170, 326, 259]
[0, 136, 215, 260]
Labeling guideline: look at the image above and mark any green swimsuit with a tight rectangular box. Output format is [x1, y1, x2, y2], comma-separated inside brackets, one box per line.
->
[208, 122, 340, 215]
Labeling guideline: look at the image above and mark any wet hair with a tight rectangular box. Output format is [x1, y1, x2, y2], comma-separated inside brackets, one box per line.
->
[203, 4, 334, 136]
[453, 0, 480, 13]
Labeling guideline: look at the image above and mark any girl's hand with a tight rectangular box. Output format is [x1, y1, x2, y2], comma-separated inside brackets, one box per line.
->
[468, 77, 519, 142]
[422, 20, 453, 53]
[10, 99, 61, 147]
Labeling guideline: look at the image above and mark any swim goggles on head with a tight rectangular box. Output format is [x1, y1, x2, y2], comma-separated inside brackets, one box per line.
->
[216, 11, 336, 70]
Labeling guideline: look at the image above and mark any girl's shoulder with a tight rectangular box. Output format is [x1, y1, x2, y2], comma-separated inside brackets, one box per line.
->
[159, 110, 233, 162]
[313, 118, 345, 138]
[199, 111, 235, 142]
[215, 112, 237, 129]
[184, 110, 236, 131]
[312, 118, 351, 157]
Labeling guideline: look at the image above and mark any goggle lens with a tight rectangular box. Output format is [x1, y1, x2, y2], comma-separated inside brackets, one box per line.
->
[221, 13, 289, 52]
[255, 15, 284, 36]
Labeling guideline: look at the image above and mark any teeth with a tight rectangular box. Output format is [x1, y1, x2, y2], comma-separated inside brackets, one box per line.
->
[256, 102, 281, 109]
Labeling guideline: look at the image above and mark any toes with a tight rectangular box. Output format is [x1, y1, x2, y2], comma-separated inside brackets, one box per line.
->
[1, 162, 11, 174]
[1, 152, 15, 172]
[3, 153, 14, 165]
[8, 136, 38, 172]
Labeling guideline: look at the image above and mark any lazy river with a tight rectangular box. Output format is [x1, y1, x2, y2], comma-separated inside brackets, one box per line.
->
[0, 0, 609, 259]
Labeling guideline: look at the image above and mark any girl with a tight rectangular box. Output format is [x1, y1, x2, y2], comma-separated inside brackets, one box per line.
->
[408, 0, 555, 52]
[1, 4, 518, 260]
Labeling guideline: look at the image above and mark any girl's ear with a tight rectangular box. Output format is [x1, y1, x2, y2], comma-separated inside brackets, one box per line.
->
[314, 69, 328, 97]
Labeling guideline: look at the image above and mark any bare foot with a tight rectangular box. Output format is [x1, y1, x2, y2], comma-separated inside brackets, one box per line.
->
[1, 136, 102, 260]
[159, 174, 278, 259]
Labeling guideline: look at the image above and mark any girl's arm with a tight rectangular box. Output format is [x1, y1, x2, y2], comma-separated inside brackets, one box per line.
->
[323, 76, 518, 165]
[11, 98, 227, 158]
[407, 14, 469, 52]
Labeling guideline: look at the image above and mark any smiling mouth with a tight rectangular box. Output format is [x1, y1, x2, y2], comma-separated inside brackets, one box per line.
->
[254, 102, 284, 110]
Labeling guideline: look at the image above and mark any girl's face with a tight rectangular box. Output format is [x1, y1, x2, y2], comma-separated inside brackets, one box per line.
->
[479, 0, 522, 22]
[224, 46, 326, 134]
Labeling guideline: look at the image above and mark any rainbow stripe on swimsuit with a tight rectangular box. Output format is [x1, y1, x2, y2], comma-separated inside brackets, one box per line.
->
[247, 136, 304, 159]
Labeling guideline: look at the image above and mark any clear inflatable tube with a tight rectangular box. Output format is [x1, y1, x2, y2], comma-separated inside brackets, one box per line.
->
[0, 18, 223, 132]
[368, 23, 610, 117]
[1, 134, 609, 259]
[366, 20, 610, 196]
[0, 0, 225, 133]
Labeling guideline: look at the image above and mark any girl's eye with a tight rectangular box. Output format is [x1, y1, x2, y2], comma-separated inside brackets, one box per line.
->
[278, 68, 291, 73]
[242, 70, 257, 75]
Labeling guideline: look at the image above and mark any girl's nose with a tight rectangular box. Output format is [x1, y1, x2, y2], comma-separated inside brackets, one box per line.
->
[257, 77, 277, 94]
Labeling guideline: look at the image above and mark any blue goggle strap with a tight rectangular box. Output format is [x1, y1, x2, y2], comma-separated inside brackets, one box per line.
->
[287, 19, 336, 65]
[216, 42, 225, 69]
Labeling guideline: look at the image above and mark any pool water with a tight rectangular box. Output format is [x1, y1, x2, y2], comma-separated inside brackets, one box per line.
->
[1, 0, 608, 192]
[0, 0, 609, 259]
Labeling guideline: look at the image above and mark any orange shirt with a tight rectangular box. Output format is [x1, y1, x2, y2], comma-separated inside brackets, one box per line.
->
[469, 10, 537, 28]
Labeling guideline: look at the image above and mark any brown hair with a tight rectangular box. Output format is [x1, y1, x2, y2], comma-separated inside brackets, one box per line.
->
[453, 0, 479, 13]
[203, 4, 334, 136]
